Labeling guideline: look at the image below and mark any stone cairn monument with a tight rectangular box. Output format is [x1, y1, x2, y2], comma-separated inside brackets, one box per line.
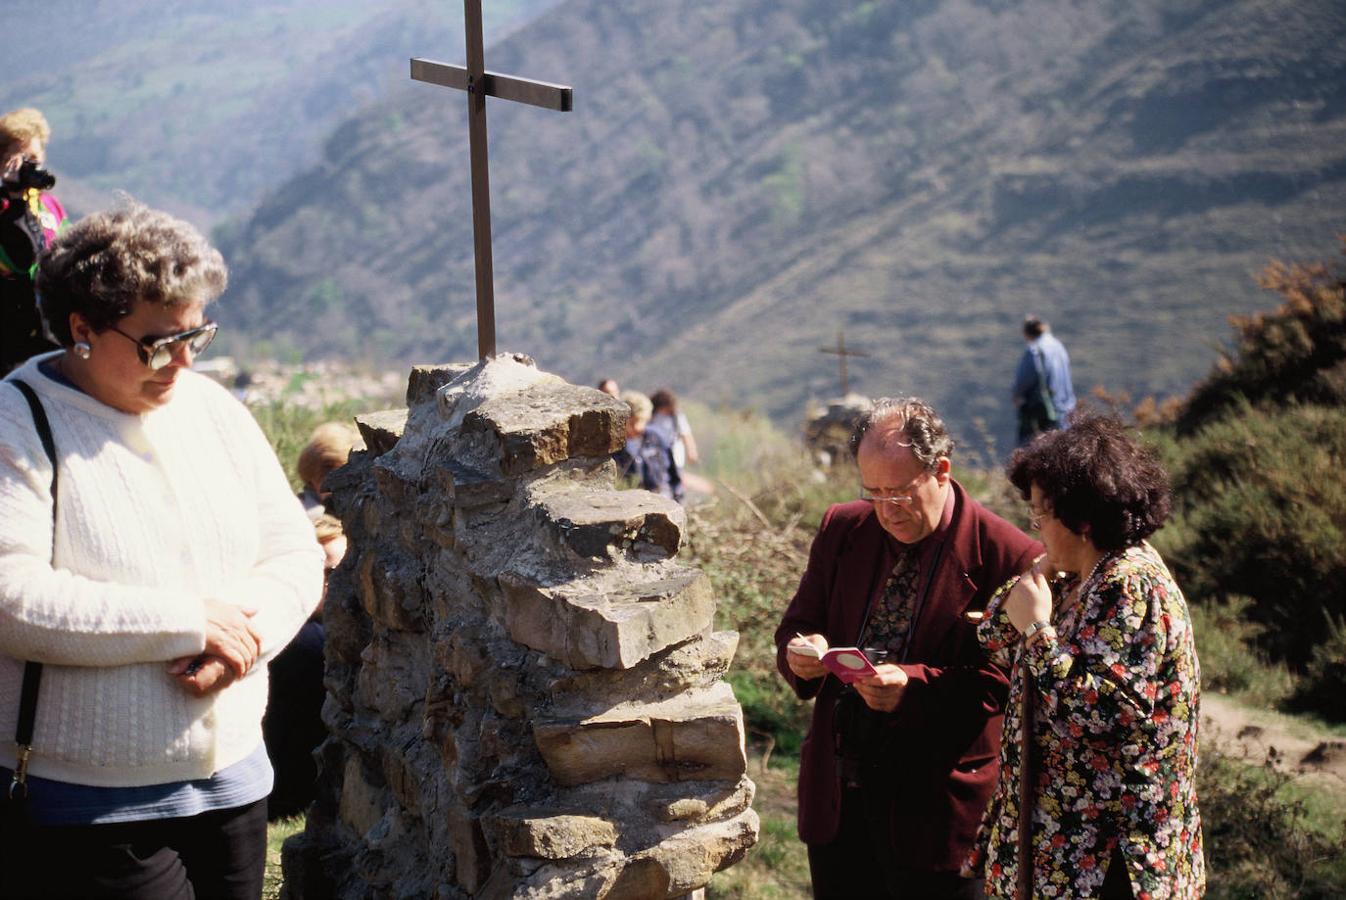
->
[802, 393, 872, 467]
[282, 355, 759, 898]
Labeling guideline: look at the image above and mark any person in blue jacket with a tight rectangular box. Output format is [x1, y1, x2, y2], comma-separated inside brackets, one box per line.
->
[1011, 315, 1075, 445]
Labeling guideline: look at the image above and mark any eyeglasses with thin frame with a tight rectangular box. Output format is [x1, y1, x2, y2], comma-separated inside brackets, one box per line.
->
[860, 471, 930, 508]
[108, 321, 218, 371]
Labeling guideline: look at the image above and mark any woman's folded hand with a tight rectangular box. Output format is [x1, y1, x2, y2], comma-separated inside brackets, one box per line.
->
[167, 655, 234, 696]
[201, 600, 262, 678]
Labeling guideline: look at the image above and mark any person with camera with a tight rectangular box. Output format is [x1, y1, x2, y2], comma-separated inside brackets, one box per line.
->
[1, 108, 66, 375]
[775, 397, 1039, 899]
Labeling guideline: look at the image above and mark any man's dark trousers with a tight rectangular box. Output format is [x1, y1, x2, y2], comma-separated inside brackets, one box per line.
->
[807, 785, 984, 900]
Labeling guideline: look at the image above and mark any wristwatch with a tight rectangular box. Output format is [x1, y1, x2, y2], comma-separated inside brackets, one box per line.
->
[1022, 620, 1052, 642]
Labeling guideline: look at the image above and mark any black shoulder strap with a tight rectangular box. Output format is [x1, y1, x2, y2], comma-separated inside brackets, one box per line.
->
[11, 380, 57, 504]
[9, 379, 54, 764]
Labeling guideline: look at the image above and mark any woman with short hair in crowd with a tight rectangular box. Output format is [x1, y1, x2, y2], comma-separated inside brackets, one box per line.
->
[648, 387, 699, 469]
[0, 202, 323, 899]
[966, 412, 1204, 899]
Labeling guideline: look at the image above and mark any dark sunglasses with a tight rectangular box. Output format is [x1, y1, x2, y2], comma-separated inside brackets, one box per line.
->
[108, 321, 219, 371]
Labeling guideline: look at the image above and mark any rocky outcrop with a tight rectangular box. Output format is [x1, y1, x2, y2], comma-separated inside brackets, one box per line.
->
[282, 355, 758, 899]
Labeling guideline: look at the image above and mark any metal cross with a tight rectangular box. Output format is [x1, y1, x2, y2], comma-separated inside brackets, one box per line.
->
[411, 1, 573, 359]
[818, 330, 870, 396]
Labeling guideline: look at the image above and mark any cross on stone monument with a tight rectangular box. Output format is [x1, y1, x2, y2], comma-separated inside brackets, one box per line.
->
[819, 330, 870, 396]
[411, 1, 573, 359]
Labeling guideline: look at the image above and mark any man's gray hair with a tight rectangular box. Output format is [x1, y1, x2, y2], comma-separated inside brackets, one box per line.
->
[848, 397, 955, 469]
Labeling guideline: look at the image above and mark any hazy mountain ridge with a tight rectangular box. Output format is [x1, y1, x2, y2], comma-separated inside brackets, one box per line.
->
[3, 0, 561, 225]
[211, 0, 1344, 447]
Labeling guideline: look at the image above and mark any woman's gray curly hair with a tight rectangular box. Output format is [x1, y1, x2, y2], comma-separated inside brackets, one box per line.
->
[36, 201, 227, 346]
[848, 397, 955, 469]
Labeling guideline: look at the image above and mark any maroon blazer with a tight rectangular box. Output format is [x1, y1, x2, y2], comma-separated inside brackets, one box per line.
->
[774, 480, 1040, 872]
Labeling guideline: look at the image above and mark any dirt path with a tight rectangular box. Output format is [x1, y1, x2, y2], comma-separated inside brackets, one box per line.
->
[1201, 693, 1346, 790]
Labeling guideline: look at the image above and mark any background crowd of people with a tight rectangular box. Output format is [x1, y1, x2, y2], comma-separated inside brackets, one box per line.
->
[599, 378, 702, 504]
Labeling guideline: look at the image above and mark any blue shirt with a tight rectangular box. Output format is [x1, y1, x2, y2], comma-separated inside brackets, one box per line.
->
[3, 742, 273, 826]
[1012, 332, 1076, 419]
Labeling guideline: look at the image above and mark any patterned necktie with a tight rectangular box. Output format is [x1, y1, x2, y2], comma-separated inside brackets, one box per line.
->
[859, 544, 921, 660]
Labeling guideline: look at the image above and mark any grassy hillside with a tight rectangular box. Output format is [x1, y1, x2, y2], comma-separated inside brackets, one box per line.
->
[3, 0, 560, 225]
[214, 0, 1346, 452]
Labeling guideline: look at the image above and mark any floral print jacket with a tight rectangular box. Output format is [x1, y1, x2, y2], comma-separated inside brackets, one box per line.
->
[964, 543, 1205, 898]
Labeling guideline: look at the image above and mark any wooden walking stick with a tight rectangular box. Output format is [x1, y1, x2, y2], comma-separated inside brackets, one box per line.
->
[1016, 657, 1036, 900]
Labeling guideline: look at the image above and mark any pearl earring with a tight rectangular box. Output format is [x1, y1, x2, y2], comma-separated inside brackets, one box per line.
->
[73, 341, 92, 359]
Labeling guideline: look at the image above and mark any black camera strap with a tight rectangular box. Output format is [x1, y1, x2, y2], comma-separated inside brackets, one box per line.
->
[8, 379, 55, 801]
[902, 535, 947, 664]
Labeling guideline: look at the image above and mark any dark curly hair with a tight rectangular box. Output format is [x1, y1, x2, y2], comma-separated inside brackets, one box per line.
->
[1007, 412, 1171, 551]
[35, 201, 227, 346]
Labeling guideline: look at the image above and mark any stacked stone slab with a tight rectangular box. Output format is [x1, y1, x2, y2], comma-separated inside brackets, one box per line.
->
[282, 356, 759, 899]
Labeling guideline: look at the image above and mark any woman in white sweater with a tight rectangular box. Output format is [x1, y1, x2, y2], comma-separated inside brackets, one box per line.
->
[0, 203, 324, 900]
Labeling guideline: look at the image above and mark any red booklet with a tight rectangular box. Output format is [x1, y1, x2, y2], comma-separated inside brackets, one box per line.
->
[791, 643, 879, 684]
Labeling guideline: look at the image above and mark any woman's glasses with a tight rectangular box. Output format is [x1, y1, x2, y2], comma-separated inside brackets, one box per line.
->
[109, 321, 218, 371]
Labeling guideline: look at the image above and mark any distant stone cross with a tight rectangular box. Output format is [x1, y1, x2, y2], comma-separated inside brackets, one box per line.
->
[819, 330, 870, 395]
[411, 1, 573, 359]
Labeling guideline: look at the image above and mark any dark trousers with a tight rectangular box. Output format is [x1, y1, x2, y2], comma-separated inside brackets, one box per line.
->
[1016, 402, 1060, 446]
[264, 619, 327, 819]
[0, 797, 268, 900]
[807, 786, 983, 900]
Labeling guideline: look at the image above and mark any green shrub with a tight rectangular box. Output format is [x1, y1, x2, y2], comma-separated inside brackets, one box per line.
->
[1138, 238, 1346, 721]
[1177, 245, 1346, 436]
[1200, 745, 1346, 898]
[1159, 403, 1346, 667]
[1185, 597, 1296, 707]
[1288, 614, 1346, 723]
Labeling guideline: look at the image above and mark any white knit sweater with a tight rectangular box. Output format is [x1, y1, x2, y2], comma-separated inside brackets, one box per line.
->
[0, 353, 324, 787]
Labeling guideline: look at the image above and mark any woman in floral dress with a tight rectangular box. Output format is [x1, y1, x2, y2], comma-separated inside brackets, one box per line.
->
[965, 413, 1204, 899]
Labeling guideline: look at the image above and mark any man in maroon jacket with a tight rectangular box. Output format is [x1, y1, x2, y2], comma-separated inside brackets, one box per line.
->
[776, 397, 1039, 899]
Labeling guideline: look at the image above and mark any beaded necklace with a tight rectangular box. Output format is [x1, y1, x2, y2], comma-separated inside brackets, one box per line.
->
[1055, 549, 1116, 622]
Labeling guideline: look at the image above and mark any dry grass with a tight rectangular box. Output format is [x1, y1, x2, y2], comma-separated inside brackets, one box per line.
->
[264, 815, 305, 900]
